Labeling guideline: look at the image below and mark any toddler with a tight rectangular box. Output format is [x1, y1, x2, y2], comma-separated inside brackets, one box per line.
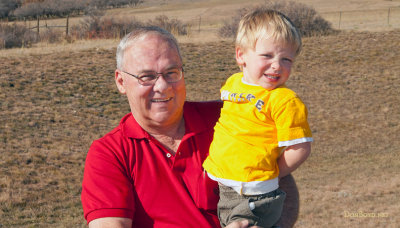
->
[203, 9, 313, 228]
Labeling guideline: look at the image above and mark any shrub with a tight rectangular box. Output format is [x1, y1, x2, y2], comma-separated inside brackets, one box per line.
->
[87, 0, 143, 9]
[146, 15, 188, 36]
[219, 0, 335, 38]
[70, 14, 188, 40]
[0, 0, 19, 18]
[0, 23, 37, 49]
[40, 28, 63, 43]
[70, 13, 143, 39]
[13, 0, 87, 18]
[13, 1, 43, 18]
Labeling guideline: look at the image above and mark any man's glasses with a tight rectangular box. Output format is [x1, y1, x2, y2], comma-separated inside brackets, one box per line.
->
[122, 67, 184, 86]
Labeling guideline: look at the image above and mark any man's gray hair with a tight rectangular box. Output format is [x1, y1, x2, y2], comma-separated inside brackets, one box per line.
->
[116, 26, 182, 70]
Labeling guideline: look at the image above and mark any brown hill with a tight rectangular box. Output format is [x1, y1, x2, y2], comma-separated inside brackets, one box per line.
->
[0, 30, 399, 227]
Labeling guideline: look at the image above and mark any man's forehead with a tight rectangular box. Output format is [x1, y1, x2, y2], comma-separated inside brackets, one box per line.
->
[123, 44, 181, 70]
[126, 36, 178, 56]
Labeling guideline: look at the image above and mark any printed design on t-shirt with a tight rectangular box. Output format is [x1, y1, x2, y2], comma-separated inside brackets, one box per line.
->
[221, 90, 265, 111]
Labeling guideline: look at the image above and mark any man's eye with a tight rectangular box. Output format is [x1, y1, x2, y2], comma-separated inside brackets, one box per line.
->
[139, 74, 156, 81]
[167, 70, 179, 76]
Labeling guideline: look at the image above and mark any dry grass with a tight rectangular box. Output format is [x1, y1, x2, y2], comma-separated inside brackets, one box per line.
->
[1, 29, 399, 227]
[7, 0, 400, 45]
[1, 0, 400, 227]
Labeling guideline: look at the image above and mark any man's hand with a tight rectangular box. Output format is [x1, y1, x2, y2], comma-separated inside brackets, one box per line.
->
[88, 217, 132, 228]
[226, 219, 263, 228]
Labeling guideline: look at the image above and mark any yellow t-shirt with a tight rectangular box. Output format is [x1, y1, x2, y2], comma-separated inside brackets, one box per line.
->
[203, 72, 313, 182]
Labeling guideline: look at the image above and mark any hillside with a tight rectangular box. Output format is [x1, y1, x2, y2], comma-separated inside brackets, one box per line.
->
[0, 29, 399, 227]
[1, 0, 400, 227]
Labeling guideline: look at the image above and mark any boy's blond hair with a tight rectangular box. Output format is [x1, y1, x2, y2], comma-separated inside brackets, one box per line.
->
[236, 8, 302, 56]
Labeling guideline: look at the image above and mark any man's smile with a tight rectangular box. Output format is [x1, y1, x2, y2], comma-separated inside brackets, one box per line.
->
[151, 97, 173, 102]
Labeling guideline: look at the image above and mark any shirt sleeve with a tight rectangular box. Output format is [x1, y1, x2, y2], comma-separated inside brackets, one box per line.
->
[272, 97, 313, 147]
[81, 139, 135, 223]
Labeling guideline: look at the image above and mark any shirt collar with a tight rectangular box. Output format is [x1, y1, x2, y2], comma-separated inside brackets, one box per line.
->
[121, 113, 150, 139]
[121, 102, 212, 139]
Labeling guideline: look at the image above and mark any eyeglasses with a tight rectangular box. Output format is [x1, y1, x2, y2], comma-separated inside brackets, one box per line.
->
[122, 67, 184, 86]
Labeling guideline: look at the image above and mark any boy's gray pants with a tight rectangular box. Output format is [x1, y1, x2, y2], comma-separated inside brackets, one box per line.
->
[218, 184, 286, 228]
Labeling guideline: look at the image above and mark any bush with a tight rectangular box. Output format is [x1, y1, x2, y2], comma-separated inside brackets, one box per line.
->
[146, 15, 188, 36]
[70, 14, 188, 40]
[13, 0, 87, 18]
[87, 0, 143, 9]
[0, 23, 37, 49]
[0, 0, 19, 18]
[40, 28, 63, 43]
[219, 0, 335, 38]
[70, 13, 143, 39]
[13, 2, 41, 18]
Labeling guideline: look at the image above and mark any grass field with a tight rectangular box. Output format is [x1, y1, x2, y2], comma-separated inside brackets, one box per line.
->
[1, 0, 400, 227]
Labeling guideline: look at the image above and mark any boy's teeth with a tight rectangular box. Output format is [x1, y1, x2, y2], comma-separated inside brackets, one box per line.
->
[266, 75, 279, 79]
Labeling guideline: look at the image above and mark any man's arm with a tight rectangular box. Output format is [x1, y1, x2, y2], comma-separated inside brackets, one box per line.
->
[88, 217, 132, 228]
[278, 142, 311, 178]
[276, 174, 299, 228]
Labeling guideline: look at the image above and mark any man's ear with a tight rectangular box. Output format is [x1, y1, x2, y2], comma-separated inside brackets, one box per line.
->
[115, 69, 126, 94]
[235, 46, 245, 67]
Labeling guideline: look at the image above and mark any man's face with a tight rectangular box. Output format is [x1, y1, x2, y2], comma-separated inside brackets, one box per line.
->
[115, 34, 186, 129]
[236, 37, 296, 90]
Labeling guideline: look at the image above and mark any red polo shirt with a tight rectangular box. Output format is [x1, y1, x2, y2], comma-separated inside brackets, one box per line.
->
[81, 101, 222, 227]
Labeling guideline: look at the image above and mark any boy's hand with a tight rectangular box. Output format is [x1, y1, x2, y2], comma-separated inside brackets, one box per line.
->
[278, 142, 311, 178]
[226, 220, 263, 228]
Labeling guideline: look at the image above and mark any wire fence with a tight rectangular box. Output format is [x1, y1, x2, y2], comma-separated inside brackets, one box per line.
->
[183, 7, 400, 35]
[320, 8, 400, 31]
[26, 15, 70, 39]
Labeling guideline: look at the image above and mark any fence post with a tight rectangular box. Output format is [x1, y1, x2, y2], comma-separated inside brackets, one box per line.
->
[198, 16, 201, 33]
[37, 15, 40, 40]
[66, 15, 69, 36]
[388, 8, 391, 25]
[338, 11, 342, 29]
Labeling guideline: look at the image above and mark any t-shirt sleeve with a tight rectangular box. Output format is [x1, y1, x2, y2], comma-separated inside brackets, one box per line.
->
[81, 139, 135, 223]
[272, 97, 313, 147]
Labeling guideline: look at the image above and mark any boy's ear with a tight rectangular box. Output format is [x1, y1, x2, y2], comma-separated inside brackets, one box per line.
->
[235, 46, 245, 67]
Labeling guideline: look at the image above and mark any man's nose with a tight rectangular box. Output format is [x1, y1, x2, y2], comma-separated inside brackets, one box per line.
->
[153, 74, 170, 91]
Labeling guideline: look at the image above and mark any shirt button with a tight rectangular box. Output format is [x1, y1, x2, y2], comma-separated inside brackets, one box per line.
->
[166, 153, 172, 158]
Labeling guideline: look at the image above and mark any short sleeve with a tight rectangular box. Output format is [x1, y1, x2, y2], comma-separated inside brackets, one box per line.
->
[273, 97, 313, 147]
[81, 139, 135, 223]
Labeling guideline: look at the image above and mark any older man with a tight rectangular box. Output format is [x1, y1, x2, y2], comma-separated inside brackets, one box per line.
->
[81, 27, 299, 228]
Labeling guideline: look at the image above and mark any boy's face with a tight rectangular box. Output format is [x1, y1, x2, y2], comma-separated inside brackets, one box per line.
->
[236, 37, 296, 90]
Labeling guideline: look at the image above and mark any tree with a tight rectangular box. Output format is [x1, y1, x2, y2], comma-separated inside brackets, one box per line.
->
[0, 0, 20, 18]
[13, 0, 86, 18]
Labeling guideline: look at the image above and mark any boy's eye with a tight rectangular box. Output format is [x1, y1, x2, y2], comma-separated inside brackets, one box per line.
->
[282, 58, 293, 63]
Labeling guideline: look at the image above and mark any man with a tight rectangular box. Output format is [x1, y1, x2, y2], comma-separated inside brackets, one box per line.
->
[81, 27, 299, 228]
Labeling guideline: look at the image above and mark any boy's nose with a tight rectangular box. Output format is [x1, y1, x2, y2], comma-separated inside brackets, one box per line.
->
[271, 60, 281, 70]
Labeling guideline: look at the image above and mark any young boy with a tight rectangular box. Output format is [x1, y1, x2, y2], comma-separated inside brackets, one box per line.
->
[203, 9, 313, 228]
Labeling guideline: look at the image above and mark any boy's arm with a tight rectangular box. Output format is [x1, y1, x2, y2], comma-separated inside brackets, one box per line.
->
[278, 142, 311, 178]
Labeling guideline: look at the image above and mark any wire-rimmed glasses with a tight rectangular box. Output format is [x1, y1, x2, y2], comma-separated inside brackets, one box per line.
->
[122, 67, 184, 86]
